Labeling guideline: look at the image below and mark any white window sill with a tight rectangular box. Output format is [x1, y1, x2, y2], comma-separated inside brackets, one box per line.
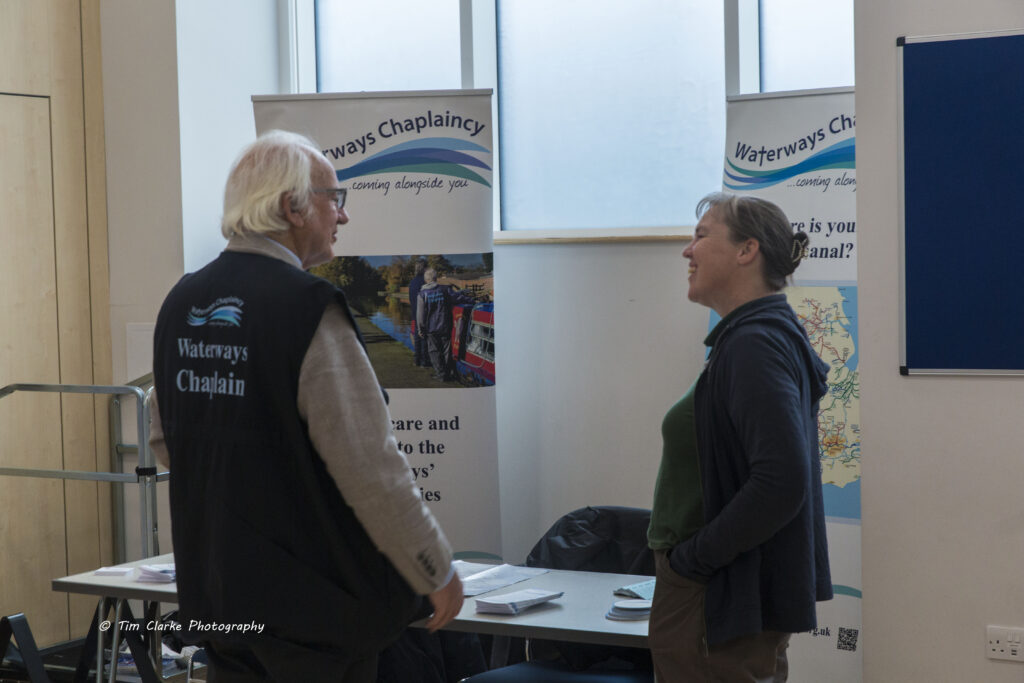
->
[493, 226, 694, 245]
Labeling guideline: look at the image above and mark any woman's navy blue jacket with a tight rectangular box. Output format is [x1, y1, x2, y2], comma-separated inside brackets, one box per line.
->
[669, 294, 833, 646]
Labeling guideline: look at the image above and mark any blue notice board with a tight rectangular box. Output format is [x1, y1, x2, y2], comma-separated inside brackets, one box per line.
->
[898, 30, 1024, 374]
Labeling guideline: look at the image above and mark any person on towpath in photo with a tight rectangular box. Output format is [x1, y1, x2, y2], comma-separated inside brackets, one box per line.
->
[416, 267, 476, 382]
[408, 259, 430, 368]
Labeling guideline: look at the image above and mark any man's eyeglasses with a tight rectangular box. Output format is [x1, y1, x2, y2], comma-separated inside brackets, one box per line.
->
[312, 187, 347, 209]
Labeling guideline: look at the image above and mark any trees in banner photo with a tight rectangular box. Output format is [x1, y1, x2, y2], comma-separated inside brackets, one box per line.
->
[312, 254, 385, 300]
[311, 254, 495, 389]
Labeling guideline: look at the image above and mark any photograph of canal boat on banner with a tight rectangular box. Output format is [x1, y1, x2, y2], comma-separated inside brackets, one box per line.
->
[311, 252, 494, 389]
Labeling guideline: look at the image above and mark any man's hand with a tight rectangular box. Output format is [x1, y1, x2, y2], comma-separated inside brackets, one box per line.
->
[425, 572, 464, 632]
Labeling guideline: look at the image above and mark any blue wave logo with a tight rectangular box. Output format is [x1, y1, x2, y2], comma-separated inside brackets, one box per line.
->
[336, 137, 492, 187]
[187, 305, 242, 327]
[724, 138, 855, 191]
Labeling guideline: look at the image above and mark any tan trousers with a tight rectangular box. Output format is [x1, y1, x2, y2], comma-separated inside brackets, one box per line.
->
[649, 550, 790, 683]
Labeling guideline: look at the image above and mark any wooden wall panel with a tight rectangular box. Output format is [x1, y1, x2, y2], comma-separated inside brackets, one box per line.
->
[50, 0, 104, 636]
[0, 94, 71, 645]
[82, 0, 116, 600]
[0, 1, 51, 94]
[0, 0, 113, 644]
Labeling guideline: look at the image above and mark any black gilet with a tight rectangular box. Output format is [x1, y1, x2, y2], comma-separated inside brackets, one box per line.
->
[153, 250, 418, 661]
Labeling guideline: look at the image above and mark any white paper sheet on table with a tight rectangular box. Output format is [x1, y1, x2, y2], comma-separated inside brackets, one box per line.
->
[137, 563, 176, 583]
[475, 588, 564, 615]
[453, 561, 550, 596]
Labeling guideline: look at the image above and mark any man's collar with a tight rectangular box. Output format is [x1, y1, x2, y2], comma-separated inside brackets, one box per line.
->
[225, 234, 302, 268]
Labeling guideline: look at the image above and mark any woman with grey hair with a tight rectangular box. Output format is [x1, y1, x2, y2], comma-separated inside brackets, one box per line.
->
[646, 192, 831, 681]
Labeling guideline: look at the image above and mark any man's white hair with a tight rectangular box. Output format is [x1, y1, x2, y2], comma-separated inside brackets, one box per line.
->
[221, 130, 327, 238]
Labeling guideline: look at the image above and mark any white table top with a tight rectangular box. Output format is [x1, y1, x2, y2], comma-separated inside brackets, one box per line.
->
[417, 568, 651, 648]
[52, 553, 178, 603]
[53, 555, 651, 648]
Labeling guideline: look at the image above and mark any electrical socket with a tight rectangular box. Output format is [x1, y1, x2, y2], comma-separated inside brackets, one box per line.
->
[987, 626, 1024, 662]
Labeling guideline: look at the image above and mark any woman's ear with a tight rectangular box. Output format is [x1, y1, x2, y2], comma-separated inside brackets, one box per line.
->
[736, 238, 760, 265]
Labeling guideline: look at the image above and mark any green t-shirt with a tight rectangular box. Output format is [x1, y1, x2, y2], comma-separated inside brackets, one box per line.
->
[647, 379, 703, 549]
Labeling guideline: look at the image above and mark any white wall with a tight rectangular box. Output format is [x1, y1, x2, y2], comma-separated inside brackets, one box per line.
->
[101, 0, 185, 386]
[176, 0, 281, 273]
[856, 2, 1024, 681]
[102, 0, 282, 559]
[493, 240, 710, 561]
[102, 0, 281, 387]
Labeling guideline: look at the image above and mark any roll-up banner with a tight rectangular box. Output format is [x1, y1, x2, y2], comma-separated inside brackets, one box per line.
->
[253, 90, 501, 561]
[724, 88, 861, 681]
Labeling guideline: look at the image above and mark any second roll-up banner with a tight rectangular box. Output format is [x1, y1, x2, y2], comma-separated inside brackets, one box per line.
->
[253, 90, 501, 560]
[724, 87, 861, 681]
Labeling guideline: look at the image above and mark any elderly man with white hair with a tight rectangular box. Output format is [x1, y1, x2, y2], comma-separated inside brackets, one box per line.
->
[150, 130, 462, 682]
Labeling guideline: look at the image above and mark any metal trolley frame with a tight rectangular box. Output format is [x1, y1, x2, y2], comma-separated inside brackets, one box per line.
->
[0, 379, 164, 564]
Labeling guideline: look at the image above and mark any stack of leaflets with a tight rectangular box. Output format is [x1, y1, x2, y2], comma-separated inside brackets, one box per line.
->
[613, 578, 656, 600]
[453, 561, 550, 596]
[94, 566, 134, 577]
[605, 599, 652, 621]
[475, 588, 564, 615]
[137, 563, 176, 583]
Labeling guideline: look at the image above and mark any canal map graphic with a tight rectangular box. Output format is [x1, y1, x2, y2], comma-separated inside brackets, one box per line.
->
[787, 285, 860, 520]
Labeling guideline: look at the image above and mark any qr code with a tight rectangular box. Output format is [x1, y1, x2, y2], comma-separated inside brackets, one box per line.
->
[837, 627, 859, 652]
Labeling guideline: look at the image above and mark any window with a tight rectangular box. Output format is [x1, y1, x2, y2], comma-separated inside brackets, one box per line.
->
[316, 0, 461, 92]
[310, 1, 854, 231]
[757, 0, 855, 93]
[496, 1, 725, 230]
